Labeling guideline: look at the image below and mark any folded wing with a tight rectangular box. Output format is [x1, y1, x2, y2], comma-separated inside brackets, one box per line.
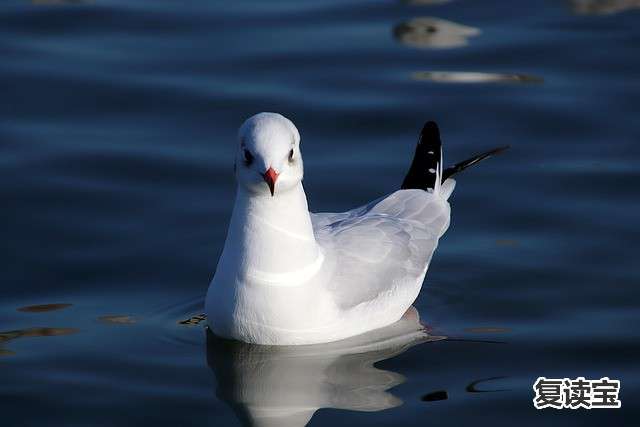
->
[311, 189, 451, 310]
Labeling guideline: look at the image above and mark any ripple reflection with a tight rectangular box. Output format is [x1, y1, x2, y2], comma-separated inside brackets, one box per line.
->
[411, 71, 543, 84]
[0, 327, 79, 356]
[98, 315, 137, 325]
[18, 303, 72, 313]
[569, 0, 640, 14]
[464, 327, 511, 333]
[401, 0, 453, 5]
[31, 0, 87, 5]
[394, 17, 480, 49]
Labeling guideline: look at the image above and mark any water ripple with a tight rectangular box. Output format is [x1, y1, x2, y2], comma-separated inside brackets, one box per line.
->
[393, 17, 480, 49]
[411, 71, 543, 84]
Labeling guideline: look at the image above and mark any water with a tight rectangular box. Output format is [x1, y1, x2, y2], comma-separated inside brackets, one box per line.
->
[1, 0, 639, 425]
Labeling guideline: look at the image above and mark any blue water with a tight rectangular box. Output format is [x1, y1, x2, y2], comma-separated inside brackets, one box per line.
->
[1, 0, 639, 425]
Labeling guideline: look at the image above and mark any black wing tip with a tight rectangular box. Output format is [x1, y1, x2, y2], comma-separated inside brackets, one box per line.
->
[401, 120, 441, 191]
[487, 145, 511, 156]
[419, 121, 440, 142]
[441, 144, 511, 182]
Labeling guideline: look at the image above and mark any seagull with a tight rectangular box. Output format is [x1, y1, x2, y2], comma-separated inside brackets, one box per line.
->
[205, 112, 507, 345]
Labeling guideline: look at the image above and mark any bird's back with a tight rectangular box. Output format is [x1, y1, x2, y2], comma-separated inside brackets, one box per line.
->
[310, 185, 454, 336]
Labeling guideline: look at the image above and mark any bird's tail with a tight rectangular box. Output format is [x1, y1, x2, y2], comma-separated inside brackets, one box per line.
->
[401, 121, 508, 198]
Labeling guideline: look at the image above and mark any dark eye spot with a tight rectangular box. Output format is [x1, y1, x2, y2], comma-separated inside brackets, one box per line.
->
[243, 149, 254, 165]
[288, 149, 294, 162]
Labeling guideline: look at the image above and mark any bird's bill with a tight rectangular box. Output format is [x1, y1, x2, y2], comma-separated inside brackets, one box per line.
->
[263, 167, 279, 196]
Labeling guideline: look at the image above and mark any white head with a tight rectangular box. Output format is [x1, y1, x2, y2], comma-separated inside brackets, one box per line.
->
[235, 112, 303, 197]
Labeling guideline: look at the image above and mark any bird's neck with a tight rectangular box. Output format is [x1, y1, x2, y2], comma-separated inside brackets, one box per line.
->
[224, 183, 321, 281]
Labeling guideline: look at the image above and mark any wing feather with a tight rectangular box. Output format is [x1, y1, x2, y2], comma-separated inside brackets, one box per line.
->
[311, 189, 450, 310]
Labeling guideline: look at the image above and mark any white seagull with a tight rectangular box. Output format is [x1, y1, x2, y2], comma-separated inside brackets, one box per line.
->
[206, 112, 506, 345]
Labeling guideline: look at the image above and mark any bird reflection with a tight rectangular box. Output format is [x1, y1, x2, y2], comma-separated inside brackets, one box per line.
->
[393, 17, 480, 49]
[206, 307, 444, 427]
[569, 0, 640, 14]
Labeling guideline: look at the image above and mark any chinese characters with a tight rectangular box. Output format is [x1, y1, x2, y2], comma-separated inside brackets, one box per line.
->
[533, 377, 621, 409]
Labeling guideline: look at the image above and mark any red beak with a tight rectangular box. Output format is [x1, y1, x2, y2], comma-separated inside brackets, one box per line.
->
[263, 167, 279, 196]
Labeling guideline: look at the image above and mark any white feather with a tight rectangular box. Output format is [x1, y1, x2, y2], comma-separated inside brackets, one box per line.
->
[206, 113, 454, 345]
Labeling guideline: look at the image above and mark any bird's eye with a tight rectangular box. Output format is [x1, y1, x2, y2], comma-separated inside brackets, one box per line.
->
[288, 149, 294, 162]
[243, 149, 254, 165]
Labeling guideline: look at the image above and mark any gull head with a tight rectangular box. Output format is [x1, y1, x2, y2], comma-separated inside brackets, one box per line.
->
[236, 112, 303, 197]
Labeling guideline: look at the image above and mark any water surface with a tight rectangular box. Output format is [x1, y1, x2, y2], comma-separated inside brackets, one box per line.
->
[1, 0, 639, 425]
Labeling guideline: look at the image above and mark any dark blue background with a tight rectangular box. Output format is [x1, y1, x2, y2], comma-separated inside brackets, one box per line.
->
[1, 0, 638, 425]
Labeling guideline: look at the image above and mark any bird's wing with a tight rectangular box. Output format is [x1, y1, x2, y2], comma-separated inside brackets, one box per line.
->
[311, 188, 452, 310]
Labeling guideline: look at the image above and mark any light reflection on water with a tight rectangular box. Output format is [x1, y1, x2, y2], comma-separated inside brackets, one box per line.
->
[17, 303, 72, 313]
[393, 17, 480, 49]
[30, 0, 87, 5]
[0, 327, 79, 355]
[97, 315, 137, 324]
[411, 71, 543, 84]
[401, 0, 453, 5]
[569, 0, 640, 14]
